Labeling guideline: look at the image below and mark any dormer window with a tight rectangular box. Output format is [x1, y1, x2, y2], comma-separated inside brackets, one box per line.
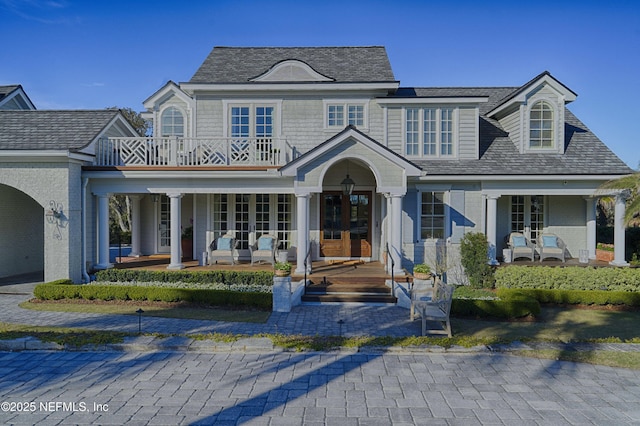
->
[161, 106, 184, 137]
[529, 101, 553, 148]
[404, 107, 455, 157]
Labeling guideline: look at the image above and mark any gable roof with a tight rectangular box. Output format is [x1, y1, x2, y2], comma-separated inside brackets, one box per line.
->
[189, 46, 396, 84]
[0, 110, 122, 151]
[0, 84, 36, 110]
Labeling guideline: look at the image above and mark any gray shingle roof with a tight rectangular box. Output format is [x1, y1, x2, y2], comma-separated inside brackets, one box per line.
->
[189, 46, 396, 83]
[0, 110, 120, 151]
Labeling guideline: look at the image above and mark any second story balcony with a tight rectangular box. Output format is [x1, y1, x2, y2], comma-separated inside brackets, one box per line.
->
[95, 136, 295, 167]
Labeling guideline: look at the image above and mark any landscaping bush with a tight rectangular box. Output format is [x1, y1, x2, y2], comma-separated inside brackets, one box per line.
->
[452, 290, 540, 319]
[496, 287, 640, 307]
[495, 266, 640, 292]
[460, 232, 495, 289]
[34, 282, 272, 309]
[95, 269, 274, 286]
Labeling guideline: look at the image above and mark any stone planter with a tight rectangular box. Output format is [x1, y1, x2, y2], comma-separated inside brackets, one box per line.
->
[596, 249, 614, 262]
[275, 269, 291, 277]
[413, 272, 431, 280]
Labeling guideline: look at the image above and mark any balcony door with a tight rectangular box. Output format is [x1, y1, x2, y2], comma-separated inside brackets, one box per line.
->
[320, 191, 371, 258]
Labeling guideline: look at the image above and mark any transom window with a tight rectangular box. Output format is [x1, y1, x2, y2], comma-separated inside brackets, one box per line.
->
[326, 103, 365, 127]
[161, 106, 184, 137]
[529, 101, 554, 148]
[420, 191, 446, 239]
[405, 107, 455, 157]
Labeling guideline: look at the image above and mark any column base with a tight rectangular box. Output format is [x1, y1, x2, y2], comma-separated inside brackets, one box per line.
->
[609, 260, 630, 267]
[128, 252, 142, 258]
[167, 263, 185, 270]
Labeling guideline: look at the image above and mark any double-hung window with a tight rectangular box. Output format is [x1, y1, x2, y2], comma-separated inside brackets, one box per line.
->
[161, 106, 184, 137]
[420, 191, 446, 239]
[405, 107, 455, 157]
[326, 102, 366, 128]
[529, 101, 554, 148]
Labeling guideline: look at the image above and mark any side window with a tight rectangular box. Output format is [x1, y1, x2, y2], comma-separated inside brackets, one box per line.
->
[529, 101, 553, 148]
[161, 107, 184, 137]
[420, 191, 446, 239]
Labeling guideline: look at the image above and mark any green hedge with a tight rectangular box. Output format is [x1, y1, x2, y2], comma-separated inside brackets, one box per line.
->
[95, 269, 274, 286]
[34, 282, 272, 309]
[452, 290, 540, 319]
[495, 266, 640, 292]
[497, 287, 640, 307]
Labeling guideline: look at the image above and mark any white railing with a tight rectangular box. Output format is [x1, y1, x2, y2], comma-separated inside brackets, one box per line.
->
[95, 137, 294, 167]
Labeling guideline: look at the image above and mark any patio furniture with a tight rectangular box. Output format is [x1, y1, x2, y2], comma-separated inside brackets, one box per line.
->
[412, 283, 454, 337]
[508, 232, 535, 262]
[410, 274, 439, 321]
[250, 234, 278, 266]
[538, 233, 566, 263]
[206, 231, 237, 265]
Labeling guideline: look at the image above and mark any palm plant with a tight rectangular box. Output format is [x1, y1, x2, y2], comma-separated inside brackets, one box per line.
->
[597, 173, 640, 226]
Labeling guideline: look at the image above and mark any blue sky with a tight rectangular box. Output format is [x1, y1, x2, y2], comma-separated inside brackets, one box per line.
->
[2, 0, 639, 168]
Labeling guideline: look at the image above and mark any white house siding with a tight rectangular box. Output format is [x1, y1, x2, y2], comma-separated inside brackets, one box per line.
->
[546, 195, 586, 258]
[497, 196, 512, 254]
[458, 107, 479, 160]
[140, 196, 157, 255]
[282, 98, 324, 152]
[195, 98, 223, 137]
[498, 108, 521, 151]
[0, 161, 83, 282]
[386, 107, 403, 154]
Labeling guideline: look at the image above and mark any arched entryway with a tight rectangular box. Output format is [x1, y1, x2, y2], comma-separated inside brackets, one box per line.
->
[320, 159, 376, 259]
[0, 184, 44, 281]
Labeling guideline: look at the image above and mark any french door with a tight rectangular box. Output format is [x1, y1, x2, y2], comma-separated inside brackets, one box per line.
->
[320, 191, 372, 258]
[157, 195, 171, 253]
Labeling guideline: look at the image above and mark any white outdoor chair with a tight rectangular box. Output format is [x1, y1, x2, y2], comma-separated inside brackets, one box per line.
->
[508, 232, 535, 262]
[538, 233, 566, 263]
[250, 234, 278, 266]
[206, 231, 237, 265]
[413, 283, 454, 337]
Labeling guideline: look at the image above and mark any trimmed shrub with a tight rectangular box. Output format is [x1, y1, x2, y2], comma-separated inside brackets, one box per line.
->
[452, 290, 540, 319]
[495, 266, 640, 292]
[33, 282, 272, 309]
[95, 269, 274, 286]
[497, 287, 640, 307]
[460, 232, 495, 289]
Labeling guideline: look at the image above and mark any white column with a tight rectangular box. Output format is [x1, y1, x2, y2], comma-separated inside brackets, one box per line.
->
[486, 195, 500, 265]
[611, 191, 629, 266]
[129, 195, 142, 257]
[584, 197, 597, 260]
[167, 192, 184, 270]
[95, 194, 112, 269]
[295, 193, 311, 274]
[390, 193, 404, 276]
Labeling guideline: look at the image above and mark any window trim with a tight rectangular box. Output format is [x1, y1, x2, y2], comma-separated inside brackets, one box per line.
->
[404, 107, 457, 158]
[323, 99, 369, 130]
[528, 100, 555, 149]
[222, 100, 282, 138]
[417, 190, 450, 241]
[160, 105, 186, 137]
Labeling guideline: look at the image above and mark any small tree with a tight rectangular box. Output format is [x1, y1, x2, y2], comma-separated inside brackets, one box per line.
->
[460, 232, 495, 289]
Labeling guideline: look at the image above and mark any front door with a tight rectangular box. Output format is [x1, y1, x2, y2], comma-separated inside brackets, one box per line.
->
[320, 191, 372, 258]
[157, 195, 171, 253]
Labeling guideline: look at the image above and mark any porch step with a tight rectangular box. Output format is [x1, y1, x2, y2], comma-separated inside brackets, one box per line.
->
[302, 276, 397, 304]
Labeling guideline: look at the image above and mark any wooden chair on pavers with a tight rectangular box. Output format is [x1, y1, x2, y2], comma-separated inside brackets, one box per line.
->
[412, 283, 454, 337]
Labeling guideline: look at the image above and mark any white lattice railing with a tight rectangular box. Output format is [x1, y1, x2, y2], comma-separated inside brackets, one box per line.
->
[95, 137, 293, 167]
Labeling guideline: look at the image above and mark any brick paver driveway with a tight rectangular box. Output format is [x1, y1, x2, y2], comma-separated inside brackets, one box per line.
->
[1, 350, 640, 425]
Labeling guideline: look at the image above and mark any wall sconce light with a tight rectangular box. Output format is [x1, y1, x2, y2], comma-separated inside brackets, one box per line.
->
[46, 200, 65, 240]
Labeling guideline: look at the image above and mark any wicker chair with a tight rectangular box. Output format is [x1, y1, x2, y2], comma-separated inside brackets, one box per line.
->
[250, 234, 278, 266]
[538, 233, 566, 263]
[206, 231, 237, 265]
[508, 232, 536, 262]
